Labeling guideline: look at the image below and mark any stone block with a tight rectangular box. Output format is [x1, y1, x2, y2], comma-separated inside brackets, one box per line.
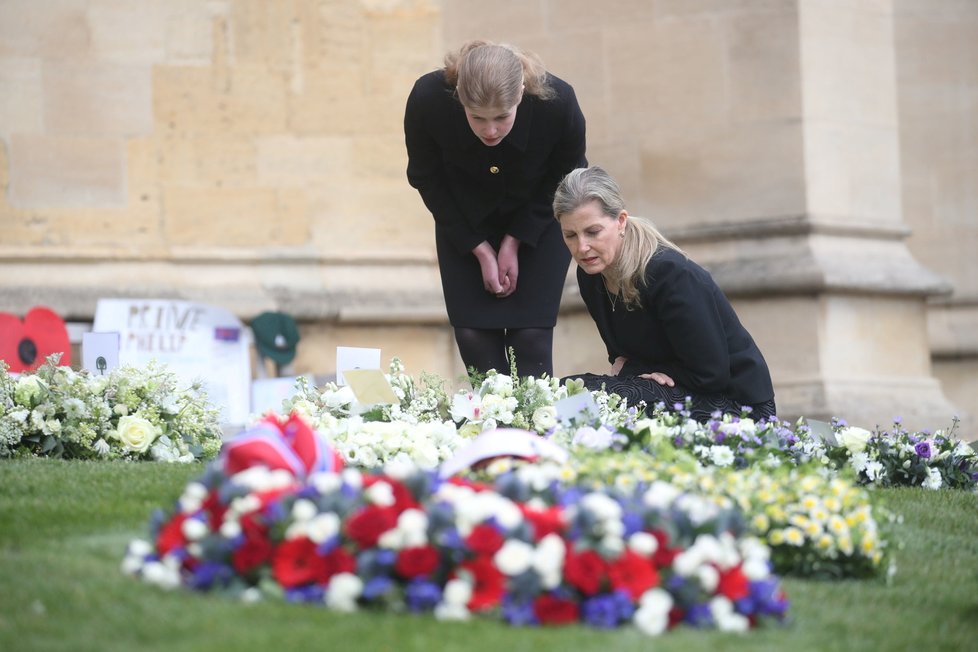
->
[932, 357, 978, 435]
[638, 122, 806, 229]
[442, 1, 545, 44]
[726, 9, 803, 123]
[157, 136, 258, 188]
[799, 0, 899, 127]
[803, 121, 902, 222]
[256, 135, 355, 187]
[153, 64, 288, 136]
[7, 134, 126, 208]
[162, 186, 310, 246]
[0, 57, 43, 139]
[0, 0, 90, 59]
[87, 0, 168, 64]
[163, 0, 230, 64]
[43, 62, 154, 137]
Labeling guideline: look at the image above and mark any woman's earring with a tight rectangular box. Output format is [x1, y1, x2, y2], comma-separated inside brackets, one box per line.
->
[619, 231, 625, 239]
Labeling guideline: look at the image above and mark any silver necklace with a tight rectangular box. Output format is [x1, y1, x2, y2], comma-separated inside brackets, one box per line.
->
[603, 278, 620, 312]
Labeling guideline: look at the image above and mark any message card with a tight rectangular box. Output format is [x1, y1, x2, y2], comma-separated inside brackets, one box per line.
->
[806, 419, 838, 446]
[554, 391, 600, 424]
[335, 346, 381, 385]
[82, 331, 120, 375]
[343, 368, 399, 405]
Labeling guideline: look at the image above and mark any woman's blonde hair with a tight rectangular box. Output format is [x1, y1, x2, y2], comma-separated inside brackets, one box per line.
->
[444, 39, 554, 107]
[553, 166, 684, 308]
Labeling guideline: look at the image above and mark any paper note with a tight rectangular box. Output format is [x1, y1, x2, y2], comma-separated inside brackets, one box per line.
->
[82, 332, 120, 375]
[343, 368, 399, 405]
[335, 346, 381, 385]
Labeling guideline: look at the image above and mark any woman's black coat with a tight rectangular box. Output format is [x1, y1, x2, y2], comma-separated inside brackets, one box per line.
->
[404, 70, 587, 255]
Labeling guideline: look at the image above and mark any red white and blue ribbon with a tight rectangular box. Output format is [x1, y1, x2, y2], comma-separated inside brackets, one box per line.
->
[221, 413, 343, 478]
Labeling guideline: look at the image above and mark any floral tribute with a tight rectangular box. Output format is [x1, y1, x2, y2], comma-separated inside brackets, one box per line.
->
[0, 306, 72, 373]
[123, 413, 790, 636]
[0, 356, 222, 461]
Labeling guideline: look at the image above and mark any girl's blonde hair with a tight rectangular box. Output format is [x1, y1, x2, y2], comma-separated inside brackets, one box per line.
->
[444, 39, 554, 107]
[553, 166, 684, 308]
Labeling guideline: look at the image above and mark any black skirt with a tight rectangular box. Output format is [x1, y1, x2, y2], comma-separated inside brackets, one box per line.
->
[566, 373, 778, 423]
[435, 220, 571, 329]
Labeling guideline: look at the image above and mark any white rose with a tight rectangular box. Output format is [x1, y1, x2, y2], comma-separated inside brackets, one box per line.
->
[837, 426, 872, 454]
[531, 406, 558, 432]
[572, 426, 614, 450]
[112, 415, 161, 453]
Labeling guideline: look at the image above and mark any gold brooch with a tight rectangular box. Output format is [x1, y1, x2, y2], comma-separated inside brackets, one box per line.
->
[489, 166, 500, 174]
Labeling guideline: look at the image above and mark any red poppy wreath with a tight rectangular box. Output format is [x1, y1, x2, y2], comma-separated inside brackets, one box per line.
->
[0, 306, 72, 373]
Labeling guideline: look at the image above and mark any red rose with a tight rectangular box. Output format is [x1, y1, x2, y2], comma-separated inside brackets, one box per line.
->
[563, 549, 608, 596]
[608, 549, 660, 600]
[650, 529, 681, 568]
[323, 546, 357, 578]
[156, 513, 189, 557]
[459, 555, 505, 611]
[533, 593, 580, 625]
[272, 537, 329, 588]
[395, 545, 441, 578]
[465, 523, 505, 556]
[345, 505, 398, 548]
[519, 504, 565, 541]
[717, 565, 750, 601]
[202, 491, 228, 530]
[233, 531, 274, 574]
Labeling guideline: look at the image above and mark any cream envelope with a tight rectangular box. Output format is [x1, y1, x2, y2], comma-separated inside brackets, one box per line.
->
[342, 368, 399, 405]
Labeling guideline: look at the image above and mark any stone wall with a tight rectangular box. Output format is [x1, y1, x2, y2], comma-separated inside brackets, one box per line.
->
[0, 0, 974, 430]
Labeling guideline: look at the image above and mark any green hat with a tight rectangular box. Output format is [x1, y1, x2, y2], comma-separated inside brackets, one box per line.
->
[251, 311, 300, 365]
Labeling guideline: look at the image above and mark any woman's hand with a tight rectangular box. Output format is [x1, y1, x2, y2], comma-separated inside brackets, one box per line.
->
[473, 241, 505, 294]
[640, 371, 675, 387]
[610, 356, 627, 375]
[496, 235, 520, 298]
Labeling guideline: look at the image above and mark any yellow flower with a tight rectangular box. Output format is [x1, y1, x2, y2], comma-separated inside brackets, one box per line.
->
[768, 529, 785, 545]
[751, 514, 770, 532]
[817, 534, 834, 551]
[783, 527, 805, 547]
[839, 536, 854, 556]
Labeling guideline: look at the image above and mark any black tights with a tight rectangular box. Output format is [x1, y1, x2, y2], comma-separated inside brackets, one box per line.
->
[453, 327, 554, 379]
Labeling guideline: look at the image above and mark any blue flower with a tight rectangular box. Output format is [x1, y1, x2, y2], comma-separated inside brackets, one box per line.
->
[501, 594, 538, 626]
[405, 579, 442, 612]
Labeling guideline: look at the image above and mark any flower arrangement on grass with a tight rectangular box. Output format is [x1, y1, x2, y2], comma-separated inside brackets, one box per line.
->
[476, 451, 895, 581]
[560, 401, 977, 493]
[0, 356, 222, 462]
[123, 413, 790, 635]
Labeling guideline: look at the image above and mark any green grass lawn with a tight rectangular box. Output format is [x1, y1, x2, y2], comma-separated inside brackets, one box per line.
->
[1, 459, 976, 652]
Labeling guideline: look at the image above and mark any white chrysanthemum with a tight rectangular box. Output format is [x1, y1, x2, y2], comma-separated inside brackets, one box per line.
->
[307, 512, 341, 544]
[634, 588, 673, 636]
[643, 481, 681, 510]
[325, 573, 363, 612]
[709, 445, 735, 466]
[922, 467, 943, 490]
[628, 531, 659, 557]
[494, 539, 534, 576]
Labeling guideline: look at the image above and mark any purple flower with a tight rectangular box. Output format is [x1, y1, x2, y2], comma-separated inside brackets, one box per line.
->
[189, 561, 232, 590]
[361, 575, 394, 600]
[284, 584, 325, 603]
[405, 579, 442, 612]
[683, 603, 714, 627]
[914, 441, 933, 459]
[501, 594, 538, 626]
[581, 591, 634, 628]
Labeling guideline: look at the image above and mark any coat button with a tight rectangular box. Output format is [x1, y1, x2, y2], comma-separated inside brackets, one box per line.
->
[489, 166, 500, 174]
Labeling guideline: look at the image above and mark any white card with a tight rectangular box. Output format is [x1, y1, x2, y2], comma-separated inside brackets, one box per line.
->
[554, 391, 600, 424]
[806, 419, 838, 446]
[335, 346, 381, 385]
[82, 332, 120, 375]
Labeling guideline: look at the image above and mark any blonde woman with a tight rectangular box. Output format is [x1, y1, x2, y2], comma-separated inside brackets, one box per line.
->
[554, 166, 776, 422]
[405, 40, 587, 378]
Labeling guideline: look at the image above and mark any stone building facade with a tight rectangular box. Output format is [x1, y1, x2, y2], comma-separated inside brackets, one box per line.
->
[1, 0, 974, 432]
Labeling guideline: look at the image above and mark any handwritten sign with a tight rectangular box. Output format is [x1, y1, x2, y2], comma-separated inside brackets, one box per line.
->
[93, 299, 251, 425]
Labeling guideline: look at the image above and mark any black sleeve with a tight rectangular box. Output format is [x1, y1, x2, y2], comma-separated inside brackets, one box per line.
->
[506, 83, 587, 247]
[404, 78, 485, 254]
[642, 258, 731, 393]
